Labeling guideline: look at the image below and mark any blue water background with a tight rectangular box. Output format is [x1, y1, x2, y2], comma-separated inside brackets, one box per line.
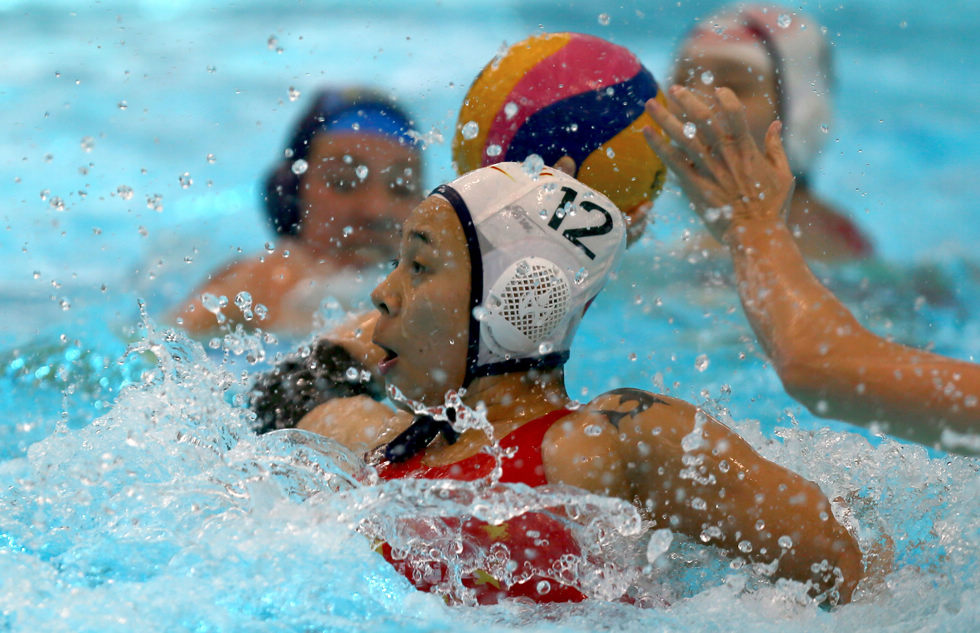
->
[1, 1, 979, 631]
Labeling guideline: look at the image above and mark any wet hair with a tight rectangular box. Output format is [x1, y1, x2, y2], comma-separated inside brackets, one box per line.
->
[250, 339, 385, 434]
[262, 87, 419, 236]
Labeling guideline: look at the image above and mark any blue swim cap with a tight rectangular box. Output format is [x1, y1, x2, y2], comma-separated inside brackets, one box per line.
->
[318, 102, 417, 149]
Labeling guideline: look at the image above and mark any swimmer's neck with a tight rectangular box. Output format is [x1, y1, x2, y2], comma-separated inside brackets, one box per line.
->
[460, 369, 569, 427]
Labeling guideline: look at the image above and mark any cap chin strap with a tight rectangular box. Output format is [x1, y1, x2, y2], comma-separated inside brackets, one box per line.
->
[383, 407, 460, 464]
[433, 184, 569, 388]
[380, 182, 570, 465]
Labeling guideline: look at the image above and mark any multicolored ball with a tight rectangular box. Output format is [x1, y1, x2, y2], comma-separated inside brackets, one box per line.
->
[453, 32, 668, 220]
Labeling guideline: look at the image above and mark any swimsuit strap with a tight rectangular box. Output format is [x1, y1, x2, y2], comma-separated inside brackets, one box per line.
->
[376, 407, 574, 485]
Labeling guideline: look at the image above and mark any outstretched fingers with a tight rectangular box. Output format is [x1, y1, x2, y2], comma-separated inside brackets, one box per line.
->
[643, 96, 711, 176]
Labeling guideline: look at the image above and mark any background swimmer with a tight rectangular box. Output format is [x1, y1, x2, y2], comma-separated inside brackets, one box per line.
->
[297, 162, 871, 604]
[672, 3, 873, 262]
[174, 87, 423, 334]
[644, 85, 980, 454]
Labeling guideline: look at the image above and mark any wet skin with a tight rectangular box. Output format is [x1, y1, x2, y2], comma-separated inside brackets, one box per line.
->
[300, 194, 868, 602]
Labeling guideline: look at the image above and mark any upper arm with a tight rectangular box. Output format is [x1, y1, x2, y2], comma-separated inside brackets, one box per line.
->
[586, 388, 863, 601]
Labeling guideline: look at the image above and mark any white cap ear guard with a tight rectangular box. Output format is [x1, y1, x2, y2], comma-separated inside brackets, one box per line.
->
[434, 162, 627, 386]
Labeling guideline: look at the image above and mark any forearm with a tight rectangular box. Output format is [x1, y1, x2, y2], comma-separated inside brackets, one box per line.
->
[727, 220, 980, 443]
[726, 218, 864, 369]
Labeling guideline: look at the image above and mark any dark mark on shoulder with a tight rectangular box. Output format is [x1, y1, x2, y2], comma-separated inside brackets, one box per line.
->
[597, 388, 669, 429]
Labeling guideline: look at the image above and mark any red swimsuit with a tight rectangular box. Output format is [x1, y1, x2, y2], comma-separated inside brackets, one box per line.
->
[375, 408, 587, 604]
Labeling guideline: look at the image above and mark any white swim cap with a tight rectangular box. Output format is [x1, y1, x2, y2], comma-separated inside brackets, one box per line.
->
[433, 162, 626, 386]
[676, 3, 832, 176]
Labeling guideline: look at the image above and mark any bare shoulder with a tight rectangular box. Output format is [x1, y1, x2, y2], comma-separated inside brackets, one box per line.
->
[298, 395, 413, 454]
[581, 388, 741, 462]
[584, 388, 694, 435]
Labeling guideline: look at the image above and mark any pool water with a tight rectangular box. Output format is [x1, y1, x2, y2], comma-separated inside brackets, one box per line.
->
[2, 0, 979, 631]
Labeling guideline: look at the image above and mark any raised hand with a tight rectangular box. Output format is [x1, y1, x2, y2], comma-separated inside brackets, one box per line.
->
[643, 86, 794, 244]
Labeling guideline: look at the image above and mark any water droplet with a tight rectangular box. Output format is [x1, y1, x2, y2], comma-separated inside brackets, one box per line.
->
[778, 535, 793, 549]
[568, 122, 579, 132]
[80, 136, 95, 152]
[681, 429, 704, 452]
[264, 242, 275, 253]
[536, 580, 551, 594]
[345, 366, 359, 381]
[288, 86, 300, 102]
[234, 291, 252, 310]
[267, 35, 279, 50]
[597, 13, 611, 26]
[522, 153, 544, 177]
[201, 293, 226, 314]
[179, 172, 193, 189]
[206, 153, 216, 164]
[342, 226, 353, 237]
[355, 165, 369, 180]
[461, 121, 479, 140]
[646, 528, 673, 562]
[486, 144, 502, 157]
[116, 185, 134, 200]
[683, 122, 697, 139]
[504, 102, 519, 119]
[820, 124, 829, 134]
[206, 65, 217, 74]
[605, 147, 615, 159]
[754, 519, 766, 531]
[291, 159, 308, 175]
[33, 271, 41, 279]
[738, 540, 753, 553]
[701, 70, 714, 85]
[584, 424, 602, 437]
[538, 341, 554, 354]
[472, 305, 489, 321]
[254, 304, 269, 320]
[573, 267, 589, 284]
[695, 354, 709, 372]
[49, 197, 65, 211]
[691, 497, 707, 511]
[777, 13, 792, 28]
[40, 189, 50, 201]
[117, 100, 128, 110]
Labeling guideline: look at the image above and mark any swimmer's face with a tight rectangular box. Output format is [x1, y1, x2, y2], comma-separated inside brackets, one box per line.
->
[370, 196, 471, 404]
[298, 131, 422, 266]
[673, 53, 779, 149]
